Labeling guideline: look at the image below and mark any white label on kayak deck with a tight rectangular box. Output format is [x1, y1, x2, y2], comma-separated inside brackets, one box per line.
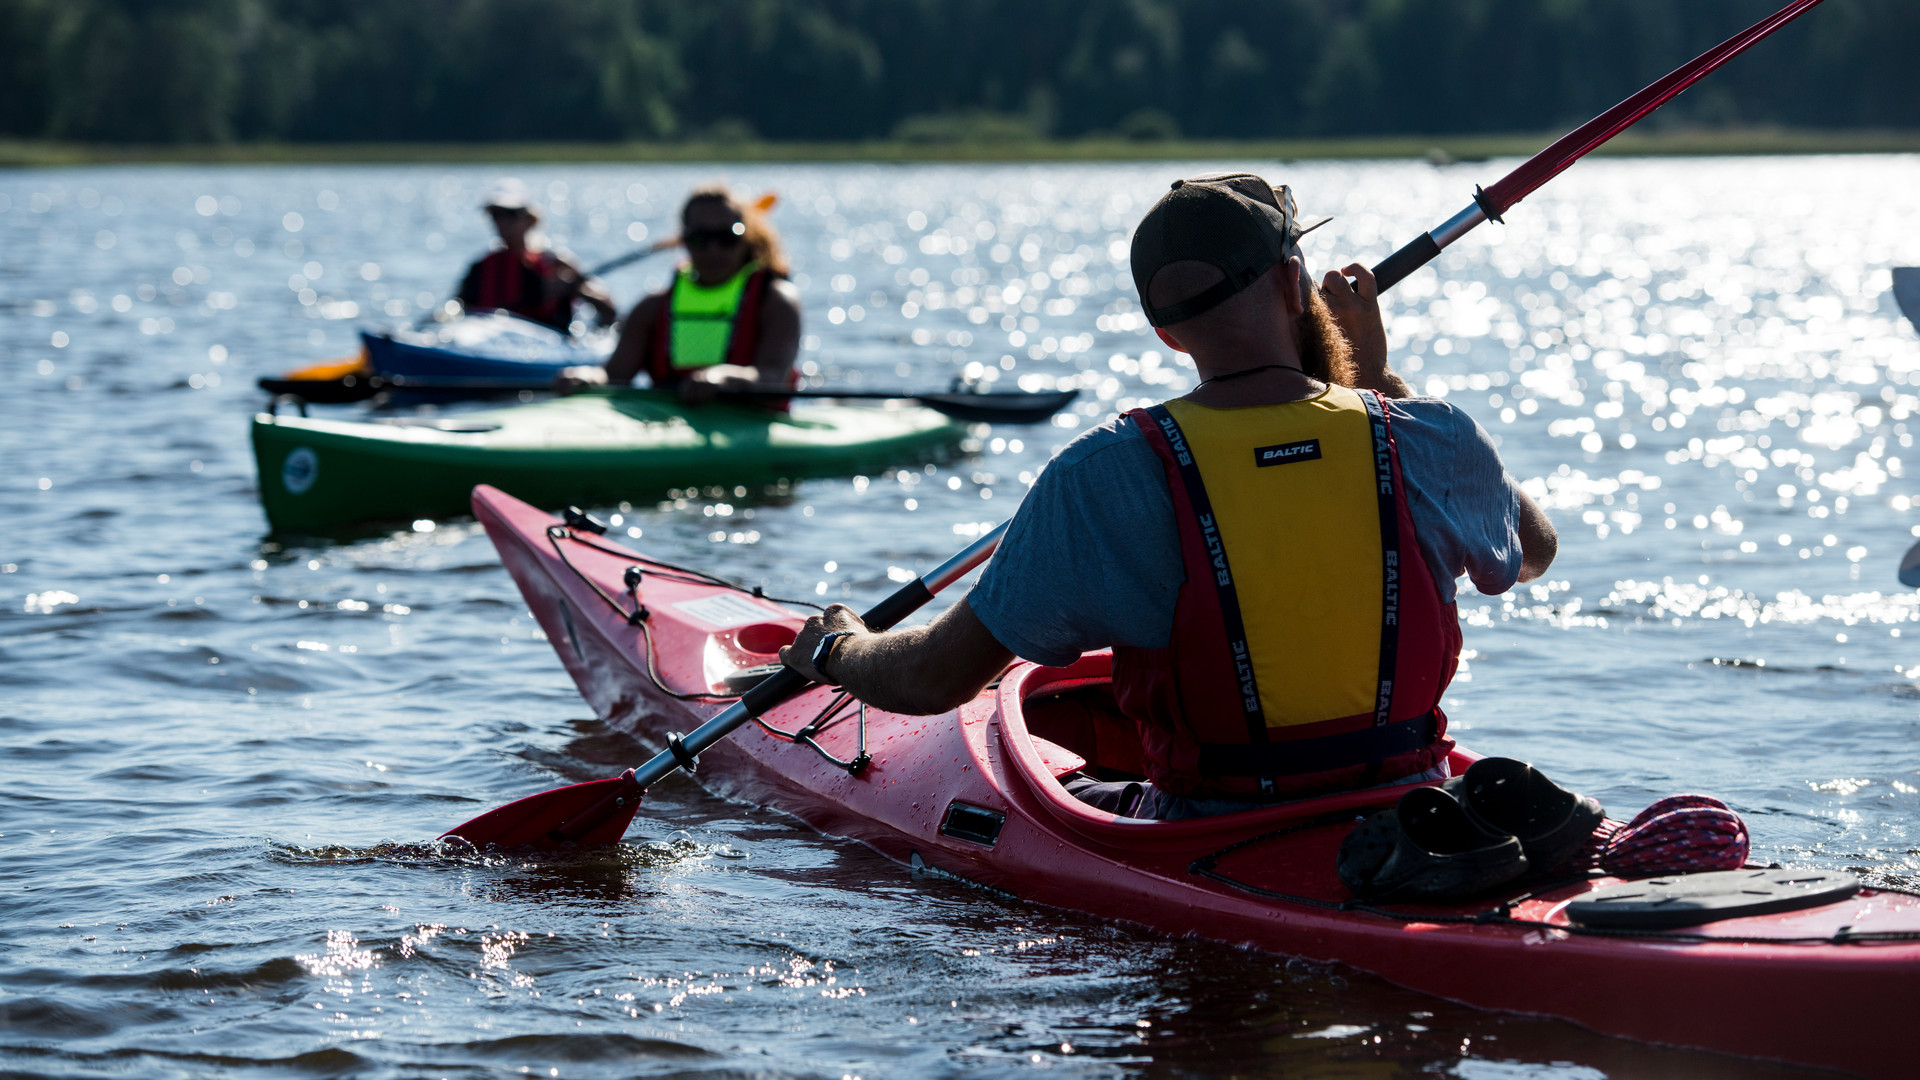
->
[673, 593, 779, 630]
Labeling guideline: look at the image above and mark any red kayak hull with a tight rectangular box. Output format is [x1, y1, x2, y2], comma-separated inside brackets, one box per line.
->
[472, 484, 1919, 1079]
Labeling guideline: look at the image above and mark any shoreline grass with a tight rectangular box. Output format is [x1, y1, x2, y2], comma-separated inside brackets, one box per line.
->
[4, 129, 1919, 168]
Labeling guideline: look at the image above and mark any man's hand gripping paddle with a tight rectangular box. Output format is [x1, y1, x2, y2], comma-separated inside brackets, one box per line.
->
[439, 522, 1007, 849]
[1368, 0, 1828, 292]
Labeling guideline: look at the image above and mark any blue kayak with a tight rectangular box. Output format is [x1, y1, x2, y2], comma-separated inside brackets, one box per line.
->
[262, 312, 618, 404]
[362, 311, 615, 384]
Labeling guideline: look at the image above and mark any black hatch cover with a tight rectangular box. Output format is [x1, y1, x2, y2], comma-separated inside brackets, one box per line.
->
[1567, 868, 1859, 930]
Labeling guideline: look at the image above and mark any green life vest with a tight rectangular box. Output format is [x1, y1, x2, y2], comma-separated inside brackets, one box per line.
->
[667, 262, 759, 371]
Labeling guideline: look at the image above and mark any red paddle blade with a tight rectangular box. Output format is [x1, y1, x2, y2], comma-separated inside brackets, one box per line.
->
[1481, 0, 1826, 216]
[441, 769, 643, 849]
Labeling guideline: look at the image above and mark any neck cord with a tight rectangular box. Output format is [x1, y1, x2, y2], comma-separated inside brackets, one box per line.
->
[1199, 363, 1301, 387]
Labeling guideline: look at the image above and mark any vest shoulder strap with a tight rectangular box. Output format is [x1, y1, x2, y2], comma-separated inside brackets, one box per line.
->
[648, 278, 677, 383]
[722, 269, 773, 369]
[1359, 388, 1401, 733]
[1136, 403, 1270, 746]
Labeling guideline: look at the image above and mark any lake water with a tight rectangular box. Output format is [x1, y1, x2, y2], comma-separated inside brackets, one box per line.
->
[3, 156, 1918, 1079]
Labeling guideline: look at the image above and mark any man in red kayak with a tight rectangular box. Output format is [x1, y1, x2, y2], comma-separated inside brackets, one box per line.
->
[457, 179, 617, 333]
[561, 186, 802, 402]
[784, 173, 1557, 820]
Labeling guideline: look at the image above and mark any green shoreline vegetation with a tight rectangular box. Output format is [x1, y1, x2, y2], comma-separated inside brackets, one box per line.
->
[5, 129, 1919, 169]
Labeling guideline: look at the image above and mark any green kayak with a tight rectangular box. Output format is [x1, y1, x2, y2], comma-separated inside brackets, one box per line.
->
[251, 388, 967, 534]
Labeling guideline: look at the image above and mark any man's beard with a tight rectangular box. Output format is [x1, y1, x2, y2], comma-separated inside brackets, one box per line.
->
[1297, 289, 1357, 387]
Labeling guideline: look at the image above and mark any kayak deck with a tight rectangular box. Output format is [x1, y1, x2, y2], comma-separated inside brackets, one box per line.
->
[251, 390, 965, 534]
[364, 313, 614, 381]
[472, 484, 1920, 1079]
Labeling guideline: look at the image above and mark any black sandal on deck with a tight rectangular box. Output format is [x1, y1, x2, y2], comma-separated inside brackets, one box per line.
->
[1338, 785, 1529, 900]
[1444, 757, 1605, 873]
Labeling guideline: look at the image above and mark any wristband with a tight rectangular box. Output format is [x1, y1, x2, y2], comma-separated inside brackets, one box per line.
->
[809, 631, 852, 684]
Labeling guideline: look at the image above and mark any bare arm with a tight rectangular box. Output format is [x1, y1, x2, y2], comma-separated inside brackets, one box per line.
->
[780, 596, 1015, 716]
[607, 294, 661, 383]
[751, 278, 803, 384]
[562, 292, 663, 390]
[576, 276, 618, 327]
[550, 256, 619, 327]
[1321, 263, 1414, 399]
[1516, 490, 1558, 583]
[1319, 260, 1552, 586]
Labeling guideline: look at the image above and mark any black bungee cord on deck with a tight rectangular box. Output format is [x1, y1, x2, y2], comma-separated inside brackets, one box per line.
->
[543, 520, 869, 772]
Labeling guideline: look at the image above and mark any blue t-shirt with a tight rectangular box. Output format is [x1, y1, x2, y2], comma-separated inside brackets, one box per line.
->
[969, 397, 1525, 667]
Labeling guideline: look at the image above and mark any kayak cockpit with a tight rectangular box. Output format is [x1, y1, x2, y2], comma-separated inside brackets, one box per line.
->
[993, 654, 1472, 850]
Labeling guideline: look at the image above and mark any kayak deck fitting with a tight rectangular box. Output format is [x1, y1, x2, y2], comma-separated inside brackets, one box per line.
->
[250, 389, 965, 534]
[472, 484, 1920, 1079]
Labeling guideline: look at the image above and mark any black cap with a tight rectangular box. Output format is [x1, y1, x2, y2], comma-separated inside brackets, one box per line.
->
[1130, 173, 1330, 328]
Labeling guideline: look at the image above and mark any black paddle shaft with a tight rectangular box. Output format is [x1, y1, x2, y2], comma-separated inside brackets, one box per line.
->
[256, 376, 1075, 424]
[626, 522, 1007, 790]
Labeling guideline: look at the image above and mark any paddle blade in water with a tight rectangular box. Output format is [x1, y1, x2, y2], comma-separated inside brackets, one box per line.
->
[911, 389, 1077, 424]
[441, 769, 644, 849]
[1893, 268, 1920, 335]
[1899, 539, 1920, 589]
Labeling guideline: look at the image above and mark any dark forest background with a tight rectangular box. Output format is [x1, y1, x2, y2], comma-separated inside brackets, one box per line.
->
[1, 0, 1913, 145]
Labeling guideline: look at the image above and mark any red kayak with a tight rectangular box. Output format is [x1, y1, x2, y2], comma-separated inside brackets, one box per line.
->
[472, 484, 1919, 1078]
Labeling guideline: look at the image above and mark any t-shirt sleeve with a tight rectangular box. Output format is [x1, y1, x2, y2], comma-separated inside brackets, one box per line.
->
[1389, 399, 1525, 599]
[966, 418, 1183, 666]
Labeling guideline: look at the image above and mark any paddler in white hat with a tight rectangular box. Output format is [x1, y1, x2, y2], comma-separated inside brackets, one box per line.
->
[457, 178, 617, 332]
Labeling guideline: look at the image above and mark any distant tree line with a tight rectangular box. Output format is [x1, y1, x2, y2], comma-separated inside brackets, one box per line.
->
[0, 0, 1913, 144]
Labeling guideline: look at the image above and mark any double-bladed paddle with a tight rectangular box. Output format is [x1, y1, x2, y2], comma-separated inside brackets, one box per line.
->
[439, 522, 1006, 848]
[254, 376, 1077, 425]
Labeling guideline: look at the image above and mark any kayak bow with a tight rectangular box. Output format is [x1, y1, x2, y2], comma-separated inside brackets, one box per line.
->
[443, 506, 1004, 847]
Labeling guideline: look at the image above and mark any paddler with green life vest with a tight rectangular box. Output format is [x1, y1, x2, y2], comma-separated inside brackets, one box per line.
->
[783, 173, 1558, 820]
[561, 187, 801, 402]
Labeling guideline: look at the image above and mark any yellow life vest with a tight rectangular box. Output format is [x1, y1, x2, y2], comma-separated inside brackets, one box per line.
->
[1114, 383, 1460, 799]
[1163, 386, 1385, 726]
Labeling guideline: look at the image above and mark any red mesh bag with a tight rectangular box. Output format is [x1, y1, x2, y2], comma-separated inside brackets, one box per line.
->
[1601, 793, 1750, 878]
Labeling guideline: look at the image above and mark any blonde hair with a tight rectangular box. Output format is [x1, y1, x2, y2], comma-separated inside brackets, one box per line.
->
[683, 186, 789, 278]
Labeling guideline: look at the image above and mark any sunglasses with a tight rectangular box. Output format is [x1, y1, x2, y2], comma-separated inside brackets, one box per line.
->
[684, 223, 746, 249]
[487, 206, 531, 220]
